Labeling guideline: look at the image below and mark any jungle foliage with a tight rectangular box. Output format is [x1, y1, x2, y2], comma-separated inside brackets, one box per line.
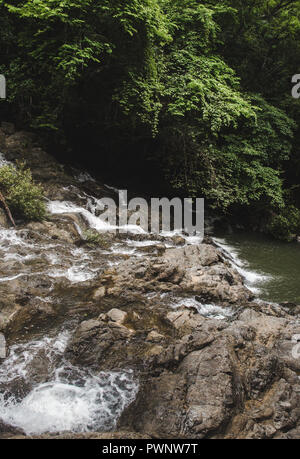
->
[1, 0, 300, 239]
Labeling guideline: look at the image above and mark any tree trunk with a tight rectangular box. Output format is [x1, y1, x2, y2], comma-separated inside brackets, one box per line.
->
[0, 191, 16, 228]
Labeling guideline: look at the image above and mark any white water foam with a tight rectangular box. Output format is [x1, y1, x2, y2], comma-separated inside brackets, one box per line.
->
[0, 228, 28, 249]
[48, 265, 98, 283]
[0, 228, 60, 252]
[48, 200, 146, 235]
[47, 247, 99, 283]
[0, 226, 101, 285]
[3, 252, 35, 262]
[160, 230, 204, 246]
[0, 152, 12, 167]
[213, 237, 271, 295]
[125, 240, 162, 247]
[170, 296, 234, 320]
[111, 245, 137, 256]
[0, 273, 26, 283]
[104, 184, 120, 194]
[0, 331, 138, 435]
[48, 201, 113, 232]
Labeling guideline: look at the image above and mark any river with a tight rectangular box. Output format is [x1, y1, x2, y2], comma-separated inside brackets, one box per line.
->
[214, 231, 300, 305]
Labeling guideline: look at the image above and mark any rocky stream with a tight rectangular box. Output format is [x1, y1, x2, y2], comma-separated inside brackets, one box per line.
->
[0, 124, 300, 439]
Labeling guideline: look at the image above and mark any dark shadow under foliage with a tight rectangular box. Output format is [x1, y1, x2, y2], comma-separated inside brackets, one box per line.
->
[1, 0, 300, 239]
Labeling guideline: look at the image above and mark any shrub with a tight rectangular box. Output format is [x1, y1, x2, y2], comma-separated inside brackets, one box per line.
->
[83, 229, 110, 249]
[0, 162, 46, 221]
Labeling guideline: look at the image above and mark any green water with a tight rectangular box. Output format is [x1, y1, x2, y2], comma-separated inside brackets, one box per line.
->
[214, 232, 300, 305]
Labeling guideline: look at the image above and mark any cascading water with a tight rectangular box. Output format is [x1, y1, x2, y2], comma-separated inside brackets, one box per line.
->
[0, 155, 263, 436]
[170, 296, 235, 320]
[0, 331, 138, 435]
[0, 163, 142, 435]
[213, 237, 271, 296]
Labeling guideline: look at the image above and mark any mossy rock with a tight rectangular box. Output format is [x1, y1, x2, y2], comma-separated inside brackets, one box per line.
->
[82, 229, 111, 249]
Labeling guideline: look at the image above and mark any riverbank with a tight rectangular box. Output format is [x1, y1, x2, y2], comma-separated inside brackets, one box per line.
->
[0, 124, 300, 439]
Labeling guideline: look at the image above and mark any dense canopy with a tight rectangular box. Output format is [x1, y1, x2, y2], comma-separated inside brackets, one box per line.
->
[1, 0, 300, 239]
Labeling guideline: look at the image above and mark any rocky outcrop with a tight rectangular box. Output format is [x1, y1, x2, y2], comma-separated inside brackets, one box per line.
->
[63, 302, 300, 439]
[93, 244, 253, 306]
[0, 124, 300, 439]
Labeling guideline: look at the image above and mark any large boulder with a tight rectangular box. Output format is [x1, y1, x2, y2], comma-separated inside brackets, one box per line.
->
[61, 295, 300, 440]
[117, 303, 300, 439]
[93, 244, 253, 306]
[65, 308, 173, 369]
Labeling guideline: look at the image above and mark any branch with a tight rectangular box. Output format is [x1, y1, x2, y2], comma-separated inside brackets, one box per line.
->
[0, 191, 16, 228]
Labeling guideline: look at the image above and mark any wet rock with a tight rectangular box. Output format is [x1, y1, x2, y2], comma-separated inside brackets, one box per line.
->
[65, 307, 175, 370]
[26, 348, 56, 384]
[244, 348, 282, 399]
[114, 301, 300, 439]
[169, 235, 186, 246]
[119, 336, 242, 438]
[93, 244, 253, 305]
[0, 291, 21, 332]
[64, 317, 133, 367]
[0, 333, 7, 359]
[5, 302, 57, 341]
[0, 376, 32, 402]
[137, 244, 166, 255]
[0, 420, 25, 438]
[146, 330, 165, 343]
[26, 215, 83, 244]
[280, 302, 300, 316]
[106, 309, 127, 324]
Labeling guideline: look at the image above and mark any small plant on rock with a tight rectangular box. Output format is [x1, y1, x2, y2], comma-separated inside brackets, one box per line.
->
[83, 229, 110, 249]
[0, 162, 46, 221]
